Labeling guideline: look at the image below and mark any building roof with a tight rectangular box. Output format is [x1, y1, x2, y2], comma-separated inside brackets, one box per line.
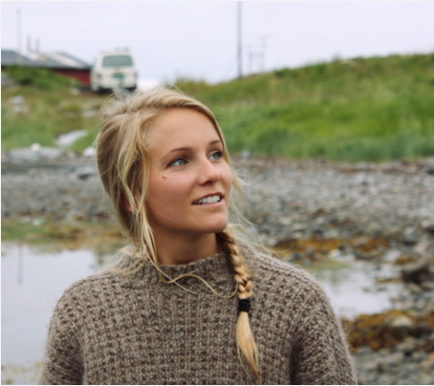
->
[1, 49, 91, 70]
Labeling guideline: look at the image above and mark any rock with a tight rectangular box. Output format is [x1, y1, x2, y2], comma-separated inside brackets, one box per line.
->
[413, 235, 430, 256]
[383, 226, 403, 241]
[1, 72, 14, 87]
[354, 173, 369, 186]
[7, 146, 65, 162]
[9, 95, 29, 114]
[413, 321, 433, 337]
[366, 222, 382, 236]
[76, 167, 97, 180]
[353, 236, 369, 248]
[421, 220, 434, 235]
[406, 282, 423, 295]
[420, 353, 434, 372]
[328, 249, 341, 259]
[83, 147, 96, 157]
[355, 251, 376, 261]
[278, 217, 292, 226]
[70, 87, 80, 96]
[376, 352, 405, 372]
[396, 336, 417, 354]
[323, 229, 339, 238]
[265, 237, 277, 247]
[292, 231, 304, 239]
[421, 282, 434, 291]
[401, 261, 431, 285]
[383, 249, 401, 263]
[31, 143, 41, 152]
[412, 351, 427, 361]
[389, 315, 414, 338]
[56, 130, 88, 148]
[403, 227, 419, 246]
[306, 248, 315, 259]
[291, 223, 305, 232]
[240, 150, 251, 160]
[422, 334, 434, 352]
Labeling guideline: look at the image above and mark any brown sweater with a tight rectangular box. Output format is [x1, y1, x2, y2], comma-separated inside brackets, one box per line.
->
[39, 249, 357, 385]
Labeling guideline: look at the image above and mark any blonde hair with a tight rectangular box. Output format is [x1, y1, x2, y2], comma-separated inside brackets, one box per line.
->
[95, 86, 260, 382]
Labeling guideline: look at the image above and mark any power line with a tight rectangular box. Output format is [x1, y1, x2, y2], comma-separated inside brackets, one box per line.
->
[246, 36, 270, 75]
[237, 1, 242, 79]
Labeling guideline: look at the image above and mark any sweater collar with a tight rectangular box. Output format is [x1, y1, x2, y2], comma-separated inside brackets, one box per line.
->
[115, 251, 236, 289]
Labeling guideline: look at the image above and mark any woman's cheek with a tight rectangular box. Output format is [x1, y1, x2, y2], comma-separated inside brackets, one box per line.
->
[221, 164, 233, 188]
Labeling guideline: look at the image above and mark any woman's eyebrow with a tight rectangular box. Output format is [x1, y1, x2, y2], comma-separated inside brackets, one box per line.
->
[167, 140, 222, 155]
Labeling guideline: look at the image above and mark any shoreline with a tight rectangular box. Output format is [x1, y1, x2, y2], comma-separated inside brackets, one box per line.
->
[2, 153, 434, 384]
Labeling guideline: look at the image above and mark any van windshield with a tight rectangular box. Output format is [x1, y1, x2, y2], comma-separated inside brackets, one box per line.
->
[102, 55, 133, 68]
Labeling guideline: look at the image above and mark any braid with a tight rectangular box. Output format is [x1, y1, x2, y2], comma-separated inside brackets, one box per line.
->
[218, 230, 260, 383]
[219, 231, 253, 299]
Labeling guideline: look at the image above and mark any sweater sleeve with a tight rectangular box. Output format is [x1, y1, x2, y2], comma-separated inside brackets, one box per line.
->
[38, 292, 83, 385]
[290, 283, 357, 385]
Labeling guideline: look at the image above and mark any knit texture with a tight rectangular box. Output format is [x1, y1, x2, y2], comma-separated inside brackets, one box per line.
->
[39, 249, 357, 385]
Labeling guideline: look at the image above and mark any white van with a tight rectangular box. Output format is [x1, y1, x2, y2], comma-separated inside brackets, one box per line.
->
[91, 50, 137, 93]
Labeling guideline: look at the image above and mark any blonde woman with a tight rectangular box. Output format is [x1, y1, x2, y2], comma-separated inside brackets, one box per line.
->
[39, 87, 356, 385]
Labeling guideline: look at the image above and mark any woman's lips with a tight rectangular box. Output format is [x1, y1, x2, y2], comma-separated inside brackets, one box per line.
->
[193, 200, 224, 208]
[192, 193, 224, 205]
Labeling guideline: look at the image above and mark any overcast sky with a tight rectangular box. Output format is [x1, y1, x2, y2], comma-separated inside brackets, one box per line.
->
[2, 1, 434, 84]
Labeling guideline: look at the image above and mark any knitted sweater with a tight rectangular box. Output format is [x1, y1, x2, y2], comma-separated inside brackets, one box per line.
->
[39, 250, 357, 385]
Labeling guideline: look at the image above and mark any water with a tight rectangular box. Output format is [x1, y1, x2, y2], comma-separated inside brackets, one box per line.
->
[1, 243, 105, 384]
[1, 243, 403, 384]
[307, 257, 403, 318]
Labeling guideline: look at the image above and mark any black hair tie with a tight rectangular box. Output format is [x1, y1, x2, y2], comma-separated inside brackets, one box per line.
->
[238, 299, 251, 313]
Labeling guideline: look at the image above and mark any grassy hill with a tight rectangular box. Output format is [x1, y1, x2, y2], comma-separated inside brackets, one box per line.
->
[1, 66, 103, 152]
[2, 53, 434, 162]
[176, 54, 434, 162]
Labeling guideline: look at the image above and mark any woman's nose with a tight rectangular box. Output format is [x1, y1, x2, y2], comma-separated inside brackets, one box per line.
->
[197, 158, 220, 185]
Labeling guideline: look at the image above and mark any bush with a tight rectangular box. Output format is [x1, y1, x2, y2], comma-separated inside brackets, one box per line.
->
[4, 65, 78, 90]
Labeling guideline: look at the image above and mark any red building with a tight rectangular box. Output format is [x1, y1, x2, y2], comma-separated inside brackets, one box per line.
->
[1, 49, 91, 86]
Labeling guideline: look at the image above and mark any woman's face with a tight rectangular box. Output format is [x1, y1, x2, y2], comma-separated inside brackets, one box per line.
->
[145, 108, 233, 239]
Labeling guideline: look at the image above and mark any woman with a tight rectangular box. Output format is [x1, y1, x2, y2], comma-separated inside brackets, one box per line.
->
[39, 87, 356, 385]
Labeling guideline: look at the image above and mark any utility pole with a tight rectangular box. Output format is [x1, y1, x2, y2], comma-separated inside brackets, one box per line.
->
[237, 1, 242, 79]
[17, 9, 22, 65]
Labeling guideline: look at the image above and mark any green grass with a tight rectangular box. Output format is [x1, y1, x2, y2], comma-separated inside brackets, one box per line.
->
[2, 53, 434, 161]
[177, 53, 434, 162]
[1, 218, 64, 243]
[1, 77, 105, 151]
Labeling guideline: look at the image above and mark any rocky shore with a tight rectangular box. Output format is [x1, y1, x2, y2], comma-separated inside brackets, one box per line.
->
[2, 150, 434, 384]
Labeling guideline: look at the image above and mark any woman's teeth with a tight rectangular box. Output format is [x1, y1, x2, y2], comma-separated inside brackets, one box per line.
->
[195, 195, 221, 205]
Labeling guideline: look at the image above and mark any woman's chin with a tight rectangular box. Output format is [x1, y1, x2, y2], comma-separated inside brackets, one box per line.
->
[197, 219, 228, 235]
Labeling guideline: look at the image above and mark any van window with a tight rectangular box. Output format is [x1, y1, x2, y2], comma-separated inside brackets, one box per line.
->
[102, 55, 133, 68]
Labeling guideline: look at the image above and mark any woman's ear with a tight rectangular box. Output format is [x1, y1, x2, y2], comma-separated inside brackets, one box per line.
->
[124, 196, 133, 213]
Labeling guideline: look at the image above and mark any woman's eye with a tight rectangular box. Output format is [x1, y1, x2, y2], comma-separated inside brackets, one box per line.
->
[209, 151, 222, 160]
[171, 158, 186, 166]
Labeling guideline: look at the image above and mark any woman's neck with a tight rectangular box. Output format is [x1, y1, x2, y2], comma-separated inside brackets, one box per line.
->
[154, 231, 220, 266]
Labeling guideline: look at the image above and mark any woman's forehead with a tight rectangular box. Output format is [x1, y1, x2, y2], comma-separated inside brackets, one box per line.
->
[146, 108, 221, 151]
